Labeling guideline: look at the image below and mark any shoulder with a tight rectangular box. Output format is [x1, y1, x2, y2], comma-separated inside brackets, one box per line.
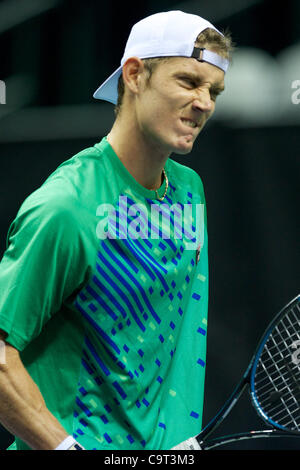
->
[19, 181, 79, 224]
[19, 142, 105, 220]
[8, 173, 86, 249]
[6, 191, 78, 253]
[7, 143, 108, 246]
[42, 143, 103, 195]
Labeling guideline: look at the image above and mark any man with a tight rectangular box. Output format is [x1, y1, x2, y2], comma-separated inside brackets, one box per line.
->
[0, 11, 233, 450]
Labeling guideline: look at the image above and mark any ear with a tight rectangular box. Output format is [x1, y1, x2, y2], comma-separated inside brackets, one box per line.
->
[122, 57, 145, 97]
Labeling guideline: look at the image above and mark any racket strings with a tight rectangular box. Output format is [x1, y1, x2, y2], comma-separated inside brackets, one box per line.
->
[263, 318, 300, 414]
[257, 316, 300, 360]
[256, 322, 300, 397]
[254, 303, 300, 431]
[258, 351, 300, 429]
[257, 369, 300, 403]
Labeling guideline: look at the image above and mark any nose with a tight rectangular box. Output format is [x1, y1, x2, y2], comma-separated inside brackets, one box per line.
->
[192, 90, 213, 113]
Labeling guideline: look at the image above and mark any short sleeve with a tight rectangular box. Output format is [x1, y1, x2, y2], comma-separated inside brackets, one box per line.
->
[0, 190, 89, 351]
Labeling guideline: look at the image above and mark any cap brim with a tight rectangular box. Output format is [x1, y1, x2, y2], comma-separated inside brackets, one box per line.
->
[93, 65, 122, 104]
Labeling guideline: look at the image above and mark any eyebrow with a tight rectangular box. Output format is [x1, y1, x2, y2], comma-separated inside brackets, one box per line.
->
[175, 71, 225, 93]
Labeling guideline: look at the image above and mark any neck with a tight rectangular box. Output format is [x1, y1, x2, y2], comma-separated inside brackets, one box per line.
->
[107, 113, 170, 190]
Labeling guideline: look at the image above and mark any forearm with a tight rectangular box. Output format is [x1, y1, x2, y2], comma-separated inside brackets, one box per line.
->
[0, 342, 68, 450]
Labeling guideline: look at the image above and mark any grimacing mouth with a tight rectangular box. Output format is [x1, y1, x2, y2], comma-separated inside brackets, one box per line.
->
[181, 118, 198, 128]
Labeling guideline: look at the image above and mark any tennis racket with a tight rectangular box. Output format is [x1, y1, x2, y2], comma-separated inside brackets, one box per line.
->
[171, 294, 300, 450]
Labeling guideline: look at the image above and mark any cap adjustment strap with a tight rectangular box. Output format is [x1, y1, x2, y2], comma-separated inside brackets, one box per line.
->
[192, 47, 205, 61]
[191, 47, 229, 73]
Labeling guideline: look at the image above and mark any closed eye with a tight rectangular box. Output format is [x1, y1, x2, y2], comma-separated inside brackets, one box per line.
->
[177, 74, 224, 99]
[178, 77, 197, 88]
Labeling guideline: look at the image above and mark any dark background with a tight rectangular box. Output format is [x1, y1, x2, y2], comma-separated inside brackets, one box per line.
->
[0, 0, 299, 450]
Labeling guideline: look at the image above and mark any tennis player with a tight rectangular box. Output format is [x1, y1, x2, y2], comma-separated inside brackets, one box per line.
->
[0, 11, 233, 450]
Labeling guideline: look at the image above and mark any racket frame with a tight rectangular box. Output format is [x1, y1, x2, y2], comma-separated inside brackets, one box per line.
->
[194, 294, 300, 449]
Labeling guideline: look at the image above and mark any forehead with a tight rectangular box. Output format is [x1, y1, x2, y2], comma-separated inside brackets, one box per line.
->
[156, 56, 225, 85]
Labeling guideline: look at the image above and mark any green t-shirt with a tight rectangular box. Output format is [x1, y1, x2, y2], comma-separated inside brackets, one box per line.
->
[0, 137, 208, 450]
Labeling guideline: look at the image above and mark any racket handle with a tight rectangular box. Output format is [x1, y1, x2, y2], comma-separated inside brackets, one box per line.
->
[171, 436, 202, 450]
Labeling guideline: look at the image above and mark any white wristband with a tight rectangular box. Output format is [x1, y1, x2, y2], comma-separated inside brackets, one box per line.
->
[55, 435, 84, 450]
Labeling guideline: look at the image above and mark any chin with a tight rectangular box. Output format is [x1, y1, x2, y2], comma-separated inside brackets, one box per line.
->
[173, 146, 194, 156]
[156, 133, 197, 157]
[172, 138, 196, 155]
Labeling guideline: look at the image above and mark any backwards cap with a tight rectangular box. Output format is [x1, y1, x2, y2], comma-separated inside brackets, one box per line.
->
[93, 10, 229, 104]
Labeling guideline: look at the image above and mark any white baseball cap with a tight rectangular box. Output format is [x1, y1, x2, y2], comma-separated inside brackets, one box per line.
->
[93, 10, 229, 104]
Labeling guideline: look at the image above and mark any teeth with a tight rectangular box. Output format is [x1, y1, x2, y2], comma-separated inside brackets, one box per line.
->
[182, 119, 197, 128]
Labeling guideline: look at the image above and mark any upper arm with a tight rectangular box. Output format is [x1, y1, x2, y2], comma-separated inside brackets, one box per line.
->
[0, 192, 90, 351]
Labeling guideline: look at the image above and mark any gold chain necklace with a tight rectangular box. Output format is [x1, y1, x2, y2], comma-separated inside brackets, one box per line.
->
[155, 168, 169, 201]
